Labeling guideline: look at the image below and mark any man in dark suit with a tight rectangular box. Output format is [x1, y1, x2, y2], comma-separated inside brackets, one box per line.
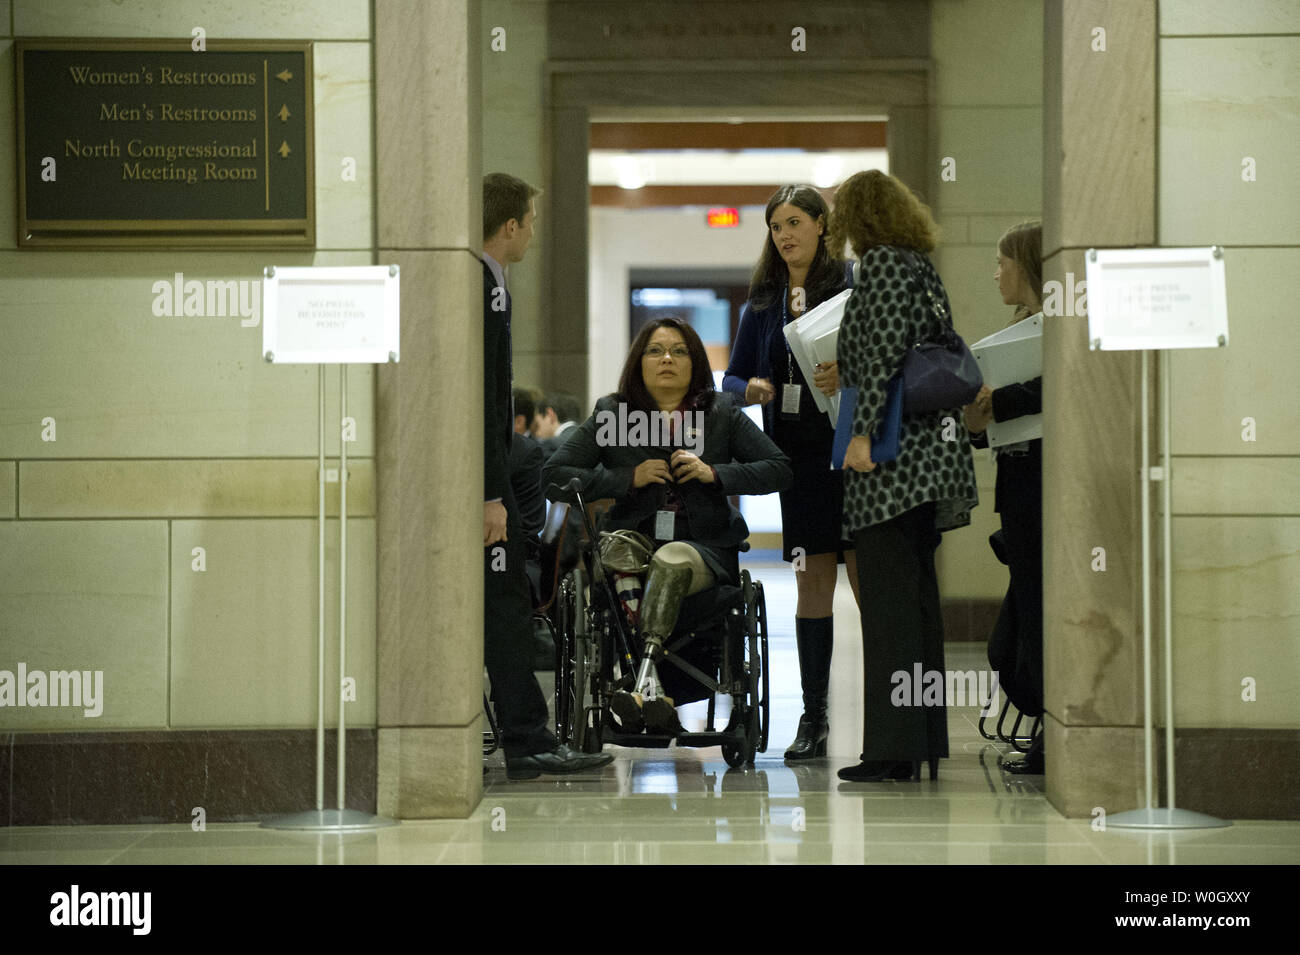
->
[480, 172, 612, 779]
[536, 391, 581, 459]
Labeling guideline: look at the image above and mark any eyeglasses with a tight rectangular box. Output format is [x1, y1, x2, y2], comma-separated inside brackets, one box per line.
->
[644, 344, 690, 359]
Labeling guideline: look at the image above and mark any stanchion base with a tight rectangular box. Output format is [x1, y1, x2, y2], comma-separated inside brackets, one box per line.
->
[261, 809, 398, 831]
[1106, 807, 1231, 830]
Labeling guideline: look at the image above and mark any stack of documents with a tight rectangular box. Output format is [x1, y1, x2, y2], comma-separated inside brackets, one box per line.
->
[970, 312, 1043, 446]
[782, 288, 852, 424]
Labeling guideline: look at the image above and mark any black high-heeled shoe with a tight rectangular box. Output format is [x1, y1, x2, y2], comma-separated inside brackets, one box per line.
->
[839, 758, 939, 782]
[911, 758, 940, 781]
[838, 760, 913, 782]
[784, 714, 828, 760]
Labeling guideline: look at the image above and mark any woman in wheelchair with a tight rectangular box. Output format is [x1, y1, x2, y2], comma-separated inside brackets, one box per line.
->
[543, 317, 791, 736]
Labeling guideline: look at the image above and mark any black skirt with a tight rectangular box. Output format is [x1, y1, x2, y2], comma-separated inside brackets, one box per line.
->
[772, 418, 852, 563]
[768, 324, 852, 563]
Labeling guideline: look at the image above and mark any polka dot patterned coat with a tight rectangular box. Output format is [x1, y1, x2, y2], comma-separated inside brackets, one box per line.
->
[837, 245, 980, 536]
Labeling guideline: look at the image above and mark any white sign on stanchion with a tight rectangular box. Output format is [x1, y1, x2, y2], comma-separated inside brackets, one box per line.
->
[260, 265, 399, 833]
[1086, 246, 1230, 831]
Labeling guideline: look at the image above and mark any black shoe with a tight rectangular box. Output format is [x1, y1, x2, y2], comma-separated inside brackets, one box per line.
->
[1003, 750, 1044, 774]
[784, 713, 828, 760]
[838, 760, 934, 782]
[1004, 734, 1044, 774]
[838, 761, 910, 782]
[642, 697, 683, 736]
[609, 690, 644, 734]
[506, 743, 614, 780]
[784, 617, 833, 760]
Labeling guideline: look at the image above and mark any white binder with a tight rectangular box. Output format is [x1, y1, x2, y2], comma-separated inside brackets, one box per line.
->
[782, 287, 852, 422]
[970, 312, 1043, 447]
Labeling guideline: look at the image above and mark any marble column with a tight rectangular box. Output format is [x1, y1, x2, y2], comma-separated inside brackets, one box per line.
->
[1041, 0, 1157, 817]
[374, 0, 484, 818]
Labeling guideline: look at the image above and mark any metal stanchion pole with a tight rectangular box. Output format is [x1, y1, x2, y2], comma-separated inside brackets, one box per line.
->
[338, 364, 348, 812]
[317, 364, 326, 812]
[1107, 350, 1227, 830]
[1162, 349, 1176, 810]
[1140, 352, 1155, 811]
[262, 362, 393, 832]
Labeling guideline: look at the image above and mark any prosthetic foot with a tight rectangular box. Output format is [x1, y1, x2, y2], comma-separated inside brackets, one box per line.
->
[633, 560, 692, 736]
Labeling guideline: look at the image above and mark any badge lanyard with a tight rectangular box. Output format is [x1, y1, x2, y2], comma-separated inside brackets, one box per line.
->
[780, 284, 802, 418]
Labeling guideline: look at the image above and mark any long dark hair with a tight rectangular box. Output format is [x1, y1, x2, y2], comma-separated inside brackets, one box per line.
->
[616, 317, 716, 413]
[748, 184, 845, 312]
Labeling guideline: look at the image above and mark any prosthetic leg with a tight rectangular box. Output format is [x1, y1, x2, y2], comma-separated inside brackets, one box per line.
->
[610, 556, 694, 736]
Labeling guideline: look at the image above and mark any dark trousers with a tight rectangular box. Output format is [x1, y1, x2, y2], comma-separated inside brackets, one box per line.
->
[987, 449, 1044, 717]
[484, 493, 556, 758]
[852, 502, 949, 761]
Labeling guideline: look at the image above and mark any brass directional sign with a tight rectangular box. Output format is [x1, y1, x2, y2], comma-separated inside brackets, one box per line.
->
[16, 40, 315, 248]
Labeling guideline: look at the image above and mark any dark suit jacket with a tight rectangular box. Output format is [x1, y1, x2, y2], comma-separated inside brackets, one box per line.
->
[538, 429, 577, 461]
[969, 376, 1042, 513]
[721, 266, 852, 436]
[509, 432, 546, 541]
[482, 259, 512, 503]
[542, 393, 792, 550]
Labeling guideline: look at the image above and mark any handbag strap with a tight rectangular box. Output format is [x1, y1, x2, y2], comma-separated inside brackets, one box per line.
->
[895, 247, 953, 345]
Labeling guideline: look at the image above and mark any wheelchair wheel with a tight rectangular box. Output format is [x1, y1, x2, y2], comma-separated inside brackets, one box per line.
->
[751, 579, 770, 754]
[574, 610, 606, 753]
[720, 571, 762, 768]
[720, 665, 758, 768]
[556, 571, 578, 746]
[558, 567, 602, 752]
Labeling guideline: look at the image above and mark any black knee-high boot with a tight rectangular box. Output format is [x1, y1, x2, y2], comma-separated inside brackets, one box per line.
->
[784, 616, 833, 759]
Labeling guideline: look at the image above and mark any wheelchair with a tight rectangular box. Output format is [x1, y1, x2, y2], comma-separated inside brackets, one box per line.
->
[548, 478, 770, 768]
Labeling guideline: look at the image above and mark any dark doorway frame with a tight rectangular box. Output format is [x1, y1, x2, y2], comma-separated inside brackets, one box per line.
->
[541, 58, 932, 402]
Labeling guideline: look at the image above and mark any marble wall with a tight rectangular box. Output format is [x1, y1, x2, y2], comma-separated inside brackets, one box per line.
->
[0, 0, 377, 735]
[480, 0, 548, 388]
[928, 0, 1044, 600]
[1160, 0, 1300, 730]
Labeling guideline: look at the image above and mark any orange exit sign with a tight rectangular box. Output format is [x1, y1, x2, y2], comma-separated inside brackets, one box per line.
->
[706, 207, 739, 228]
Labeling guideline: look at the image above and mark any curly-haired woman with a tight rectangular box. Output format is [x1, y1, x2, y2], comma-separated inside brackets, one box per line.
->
[831, 170, 979, 782]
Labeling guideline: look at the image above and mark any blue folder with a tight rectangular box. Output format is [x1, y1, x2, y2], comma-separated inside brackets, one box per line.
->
[831, 378, 902, 469]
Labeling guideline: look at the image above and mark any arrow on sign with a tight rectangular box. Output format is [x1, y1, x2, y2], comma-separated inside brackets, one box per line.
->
[276, 69, 293, 83]
[278, 104, 290, 121]
[278, 141, 291, 158]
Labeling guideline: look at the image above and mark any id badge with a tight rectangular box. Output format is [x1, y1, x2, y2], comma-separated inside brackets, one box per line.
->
[654, 509, 675, 541]
[781, 383, 802, 417]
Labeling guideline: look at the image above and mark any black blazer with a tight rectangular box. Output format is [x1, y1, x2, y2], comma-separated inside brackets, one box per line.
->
[969, 376, 1042, 513]
[509, 432, 546, 541]
[543, 393, 792, 550]
[482, 259, 512, 503]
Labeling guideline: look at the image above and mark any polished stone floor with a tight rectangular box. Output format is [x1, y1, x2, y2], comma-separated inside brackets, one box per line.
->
[2, 559, 1297, 865]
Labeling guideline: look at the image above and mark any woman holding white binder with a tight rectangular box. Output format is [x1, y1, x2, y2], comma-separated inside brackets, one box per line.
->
[723, 184, 858, 761]
[964, 221, 1046, 775]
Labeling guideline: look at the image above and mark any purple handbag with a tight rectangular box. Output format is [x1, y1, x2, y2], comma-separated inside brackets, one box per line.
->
[897, 250, 982, 414]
